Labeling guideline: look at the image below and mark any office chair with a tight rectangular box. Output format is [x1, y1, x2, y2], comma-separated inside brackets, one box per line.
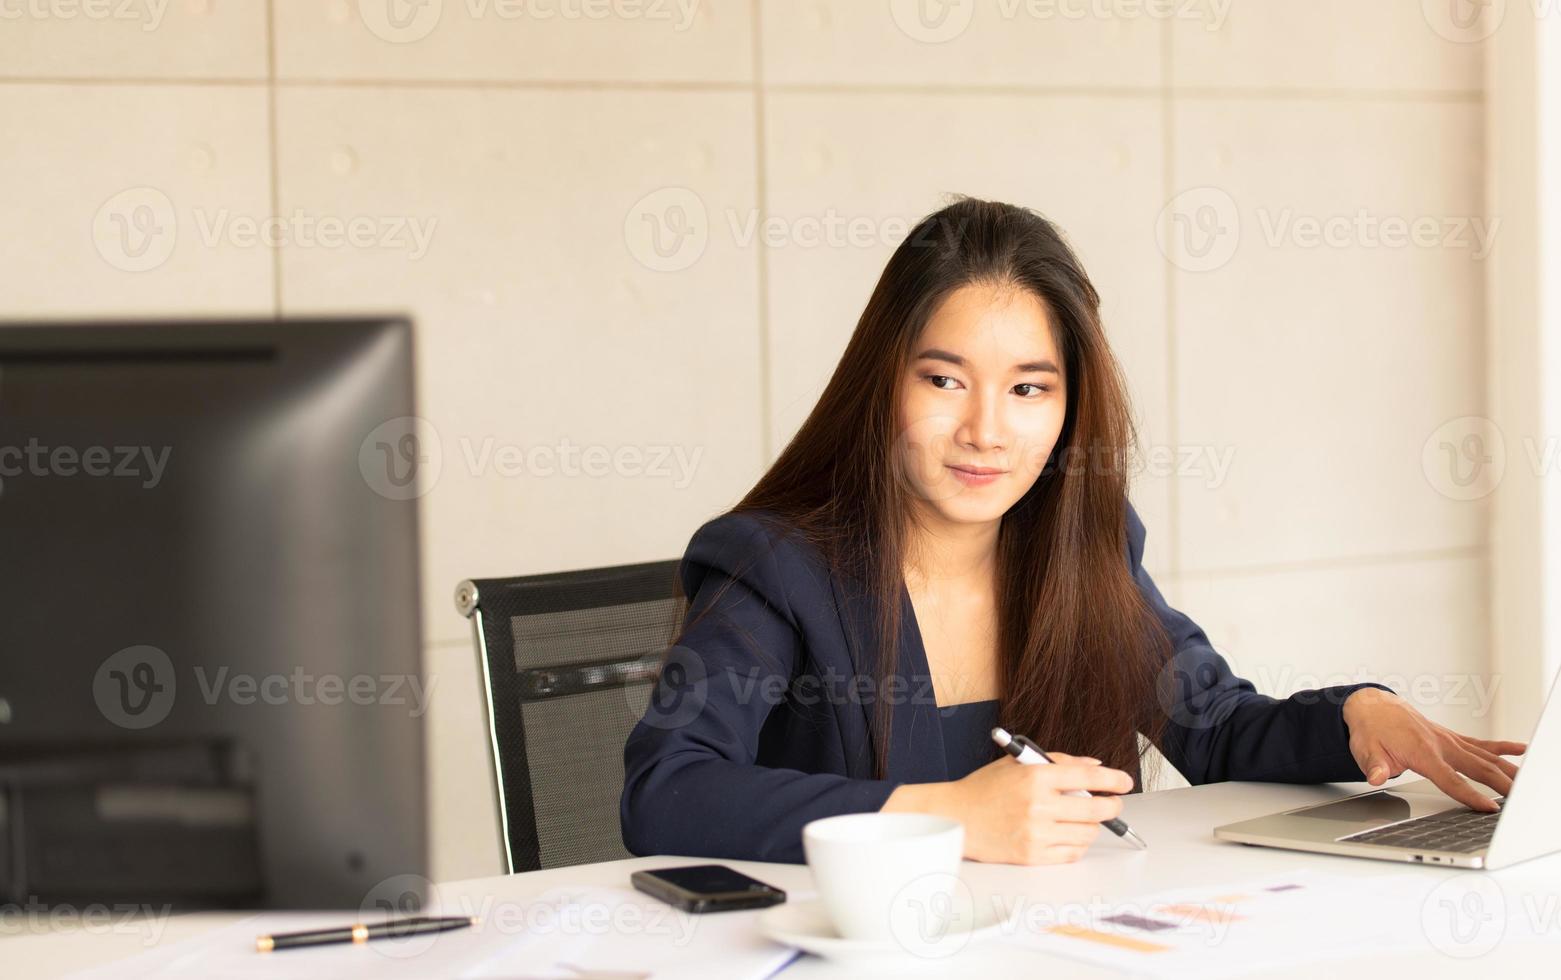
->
[455, 560, 684, 873]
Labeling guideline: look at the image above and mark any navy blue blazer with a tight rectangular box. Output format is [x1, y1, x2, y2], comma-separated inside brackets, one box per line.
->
[620, 502, 1394, 864]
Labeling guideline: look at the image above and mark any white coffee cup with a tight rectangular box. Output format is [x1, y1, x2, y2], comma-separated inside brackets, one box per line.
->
[801, 813, 964, 943]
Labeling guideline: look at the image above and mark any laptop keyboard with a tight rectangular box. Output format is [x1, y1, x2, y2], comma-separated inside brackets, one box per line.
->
[1339, 799, 1506, 853]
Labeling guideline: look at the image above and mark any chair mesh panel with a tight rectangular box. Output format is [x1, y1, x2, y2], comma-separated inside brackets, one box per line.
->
[471, 562, 682, 872]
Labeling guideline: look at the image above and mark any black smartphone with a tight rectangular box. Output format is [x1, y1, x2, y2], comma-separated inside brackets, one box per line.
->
[629, 864, 786, 914]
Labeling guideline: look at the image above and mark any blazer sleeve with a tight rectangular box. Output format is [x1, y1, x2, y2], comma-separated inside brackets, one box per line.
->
[619, 512, 903, 863]
[1126, 500, 1397, 784]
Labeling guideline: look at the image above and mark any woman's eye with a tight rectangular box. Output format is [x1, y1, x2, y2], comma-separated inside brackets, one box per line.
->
[1015, 383, 1052, 397]
[926, 374, 959, 390]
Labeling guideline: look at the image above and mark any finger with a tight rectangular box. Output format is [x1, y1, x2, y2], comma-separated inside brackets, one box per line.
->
[1463, 737, 1528, 757]
[1454, 736, 1520, 782]
[1047, 794, 1125, 825]
[1047, 822, 1102, 848]
[1422, 757, 1501, 812]
[1448, 744, 1515, 798]
[1040, 844, 1086, 864]
[1035, 764, 1134, 795]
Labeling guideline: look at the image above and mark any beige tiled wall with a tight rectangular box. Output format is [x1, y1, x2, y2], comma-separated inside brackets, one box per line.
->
[0, 1, 1492, 880]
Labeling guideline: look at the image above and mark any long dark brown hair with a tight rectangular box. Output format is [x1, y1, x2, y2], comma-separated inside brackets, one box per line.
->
[672, 196, 1173, 789]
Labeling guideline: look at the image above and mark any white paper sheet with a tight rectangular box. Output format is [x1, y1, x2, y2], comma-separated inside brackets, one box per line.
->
[994, 867, 1551, 978]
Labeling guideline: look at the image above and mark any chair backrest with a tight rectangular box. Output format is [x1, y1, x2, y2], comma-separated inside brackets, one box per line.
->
[455, 560, 683, 874]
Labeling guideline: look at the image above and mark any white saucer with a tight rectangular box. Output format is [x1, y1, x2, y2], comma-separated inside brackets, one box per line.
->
[756, 897, 1014, 967]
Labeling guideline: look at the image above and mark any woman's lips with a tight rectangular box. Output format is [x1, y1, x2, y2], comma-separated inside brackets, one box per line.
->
[947, 464, 1005, 487]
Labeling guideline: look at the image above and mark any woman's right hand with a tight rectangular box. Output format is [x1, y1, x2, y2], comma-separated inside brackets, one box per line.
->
[882, 752, 1134, 864]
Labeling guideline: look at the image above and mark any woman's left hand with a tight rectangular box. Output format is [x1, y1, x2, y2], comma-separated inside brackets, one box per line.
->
[1342, 687, 1527, 812]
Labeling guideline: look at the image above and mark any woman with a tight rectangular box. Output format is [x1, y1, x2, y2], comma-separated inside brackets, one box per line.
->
[619, 197, 1525, 866]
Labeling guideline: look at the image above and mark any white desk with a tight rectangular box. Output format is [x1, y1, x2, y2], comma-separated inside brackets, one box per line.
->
[9, 775, 1558, 978]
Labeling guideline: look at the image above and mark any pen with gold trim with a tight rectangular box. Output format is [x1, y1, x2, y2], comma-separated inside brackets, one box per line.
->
[256, 915, 478, 952]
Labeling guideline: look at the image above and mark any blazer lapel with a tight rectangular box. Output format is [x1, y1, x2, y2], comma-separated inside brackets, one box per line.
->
[828, 574, 949, 785]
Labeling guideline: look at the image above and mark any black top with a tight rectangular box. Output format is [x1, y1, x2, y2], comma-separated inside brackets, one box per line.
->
[937, 698, 1002, 779]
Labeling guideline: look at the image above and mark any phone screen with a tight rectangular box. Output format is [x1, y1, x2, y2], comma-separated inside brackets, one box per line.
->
[648, 865, 776, 896]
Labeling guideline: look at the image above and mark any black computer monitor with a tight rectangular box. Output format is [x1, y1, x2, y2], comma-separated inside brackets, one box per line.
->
[0, 317, 427, 910]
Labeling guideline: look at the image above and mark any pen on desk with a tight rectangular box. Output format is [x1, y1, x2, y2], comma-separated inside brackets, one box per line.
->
[255, 915, 478, 953]
[991, 727, 1149, 851]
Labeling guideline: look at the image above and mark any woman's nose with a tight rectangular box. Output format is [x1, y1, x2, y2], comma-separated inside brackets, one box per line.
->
[959, 388, 1006, 451]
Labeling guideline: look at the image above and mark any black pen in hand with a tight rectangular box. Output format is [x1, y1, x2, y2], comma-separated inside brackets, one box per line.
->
[991, 727, 1148, 850]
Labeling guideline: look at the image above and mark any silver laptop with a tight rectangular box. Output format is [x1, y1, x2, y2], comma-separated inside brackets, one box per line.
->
[1213, 671, 1559, 870]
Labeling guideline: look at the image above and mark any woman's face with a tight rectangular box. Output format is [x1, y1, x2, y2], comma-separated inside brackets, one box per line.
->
[895, 281, 1068, 526]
